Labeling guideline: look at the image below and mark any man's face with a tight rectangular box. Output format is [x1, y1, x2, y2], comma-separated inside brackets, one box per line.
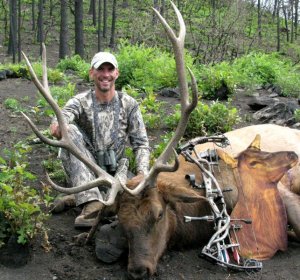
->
[90, 62, 119, 93]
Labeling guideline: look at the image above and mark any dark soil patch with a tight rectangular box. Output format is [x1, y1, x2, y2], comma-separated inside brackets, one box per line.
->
[0, 78, 300, 280]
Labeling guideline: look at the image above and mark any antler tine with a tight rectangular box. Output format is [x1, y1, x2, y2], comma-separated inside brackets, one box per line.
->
[41, 43, 50, 93]
[122, 2, 198, 195]
[45, 172, 120, 206]
[21, 46, 119, 200]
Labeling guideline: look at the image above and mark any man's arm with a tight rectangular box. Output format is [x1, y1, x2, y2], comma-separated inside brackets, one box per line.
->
[128, 104, 150, 175]
[50, 97, 83, 139]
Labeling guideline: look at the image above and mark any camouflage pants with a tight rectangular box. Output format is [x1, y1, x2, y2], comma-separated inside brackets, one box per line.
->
[58, 124, 128, 206]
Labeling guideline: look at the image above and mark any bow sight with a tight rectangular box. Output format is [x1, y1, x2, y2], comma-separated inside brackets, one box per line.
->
[179, 135, 263, 273]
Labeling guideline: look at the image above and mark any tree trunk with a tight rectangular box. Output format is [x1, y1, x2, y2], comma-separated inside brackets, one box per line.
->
[37, 0, 44, 56]
[276, 0, 281, 52]
[17, 0, 21, 62]
[257, 0, 262, 45]
[103, 0, 107, 38]
[59, 0, 69, 59]
[1, 0, 9, 44]
[8, 0, 17, 63]
[89, 0, 96, 26]
[295, 0, 299, 39]
[49, 0, 53, 17]
[273, 0, 278, 20]
[282, 4, 289, 42]
[75, 0, 84, 57]
[32, 0, 35, 31]
[290, 0, 294, 43]
[98, 0, 102, 51]
[109, 0, 117, 49]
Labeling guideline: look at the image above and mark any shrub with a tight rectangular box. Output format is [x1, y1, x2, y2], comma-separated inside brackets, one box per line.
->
[0, 142, 52, 248]
[42, 158, 67, 184]
[151, 132, 174, 165]
[4, 98, 24, 112]
[56, 55, 90, 81]
[165, 100, 240, 138]
[233, 52, 279, 87]
[232, 52, 300, 97]
[35, 83, 75, 117]
[294, 109, 300, 122]
[198, 61, 237, 99]
[116, 40, 196, 91]
[139, 91, 165, 129]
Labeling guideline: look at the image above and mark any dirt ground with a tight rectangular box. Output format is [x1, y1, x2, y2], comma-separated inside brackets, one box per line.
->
[0, 78, 300, 280]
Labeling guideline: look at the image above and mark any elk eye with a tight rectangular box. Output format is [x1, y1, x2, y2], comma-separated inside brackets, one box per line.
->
[249, 161, 259, 167]
[158, 210, 164, 220]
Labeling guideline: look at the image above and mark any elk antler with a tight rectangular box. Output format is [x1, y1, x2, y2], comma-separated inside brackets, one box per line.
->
[122, 1, 198, 195]
[21, 44, 122, 205]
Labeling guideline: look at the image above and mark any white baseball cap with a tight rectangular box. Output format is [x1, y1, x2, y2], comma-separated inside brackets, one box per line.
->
[91, 52, 118, 69]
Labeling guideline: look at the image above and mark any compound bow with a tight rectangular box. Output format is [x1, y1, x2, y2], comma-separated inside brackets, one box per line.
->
[178, 136, 263, 272]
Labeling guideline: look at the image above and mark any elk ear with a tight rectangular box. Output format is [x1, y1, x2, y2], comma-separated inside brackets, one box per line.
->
[217, 149, 238, 168]
[158, 182, 205, 204]
[248, 134, 261, 150]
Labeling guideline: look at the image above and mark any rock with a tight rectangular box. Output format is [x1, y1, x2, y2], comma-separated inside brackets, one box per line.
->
[0, 70, 7, 80]
[247, 95, 276, 111]
[253, 101, 297, 125]
[5, 69, 16, 78]
[159, 87, 180, 98]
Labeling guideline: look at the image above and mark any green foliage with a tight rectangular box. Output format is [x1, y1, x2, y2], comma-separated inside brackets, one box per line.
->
[124, 147, 136, 173]
[273, 69, 300, 98]
[198, 61, 237, 99]
[232, 52, 300, 97]
[0, 62, 64, 83]
[294, 109, 300, 122]
[233, 52, 280, 87]
[123, 86, 166, 129]
[166, 100, 240, 138]
[196, 52, 300, 99]
[56, 55, 90, 81]
[4, 98, 24, 113]
[139, 91, 165, 129]
[42, 158, 67, 184]
[0, 142, 52, 247]
[34, 83, 75, 117]
[0, 63, 29, 78]
[151, 132, 174, 165]
[116, 40, 196, 91]
[189, 101, 240, 136]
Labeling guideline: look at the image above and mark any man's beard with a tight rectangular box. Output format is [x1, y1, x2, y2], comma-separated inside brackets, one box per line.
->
[97, 81, 112, 93]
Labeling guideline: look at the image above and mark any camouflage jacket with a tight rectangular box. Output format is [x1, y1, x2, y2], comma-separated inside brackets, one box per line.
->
[53, 90, 150, 174]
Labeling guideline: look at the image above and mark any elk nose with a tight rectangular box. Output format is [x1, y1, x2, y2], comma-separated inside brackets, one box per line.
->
[128, 266, 149, 280]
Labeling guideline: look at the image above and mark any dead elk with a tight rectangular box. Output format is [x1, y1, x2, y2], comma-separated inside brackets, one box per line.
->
[118, 134, 299, 279]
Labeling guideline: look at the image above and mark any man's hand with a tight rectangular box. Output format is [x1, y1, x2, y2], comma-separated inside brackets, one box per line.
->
[50, 122, 62, 139]
[126, 172, 145, 190]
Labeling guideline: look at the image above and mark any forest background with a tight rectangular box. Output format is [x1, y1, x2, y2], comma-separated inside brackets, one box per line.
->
[1, 0, 300, 67]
